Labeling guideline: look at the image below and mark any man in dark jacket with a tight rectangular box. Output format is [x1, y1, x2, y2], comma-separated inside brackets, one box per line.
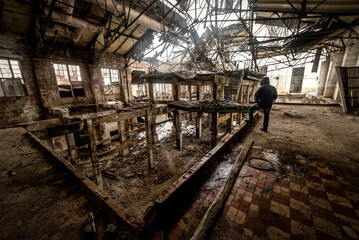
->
[245, 76, 277, 132]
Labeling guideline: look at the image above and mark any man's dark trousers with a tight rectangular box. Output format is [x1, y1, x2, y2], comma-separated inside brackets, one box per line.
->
[248, 103, 271, 131]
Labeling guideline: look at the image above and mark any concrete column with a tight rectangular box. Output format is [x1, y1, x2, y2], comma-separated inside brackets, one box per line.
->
[342, 39, 359, 67]
[316, 59, 330, 95]
[333, 40, 359, 100]
[323, 52, 344, 98]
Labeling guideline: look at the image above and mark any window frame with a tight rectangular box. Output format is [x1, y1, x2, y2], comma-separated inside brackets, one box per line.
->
[52, 62, 85, 98]
[101, 68, 120, 85]
[0, 58, 27, 97]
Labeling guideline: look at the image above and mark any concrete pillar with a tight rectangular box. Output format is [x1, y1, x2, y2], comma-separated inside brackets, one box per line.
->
[323, 52, 344, 98]
[333, 40, 359, 100]
[316, 59, 330, 95]
[342, 39, 359, 67]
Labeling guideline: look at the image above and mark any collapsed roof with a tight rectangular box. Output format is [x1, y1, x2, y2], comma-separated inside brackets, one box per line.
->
[2, 0, 359, 70]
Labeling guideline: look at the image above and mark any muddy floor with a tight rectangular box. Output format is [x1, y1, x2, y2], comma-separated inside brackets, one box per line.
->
[250, 104, 359, 191]
[166, 104, 359, 240]
[0, 128, 102, 240]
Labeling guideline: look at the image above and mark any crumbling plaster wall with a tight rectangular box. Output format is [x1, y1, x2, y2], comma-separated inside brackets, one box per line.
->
[0, 33, 43, 128]
[267, 61, 320, 93]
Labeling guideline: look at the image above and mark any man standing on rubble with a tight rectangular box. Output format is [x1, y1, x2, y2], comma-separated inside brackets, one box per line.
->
[245, 76, 277, 132]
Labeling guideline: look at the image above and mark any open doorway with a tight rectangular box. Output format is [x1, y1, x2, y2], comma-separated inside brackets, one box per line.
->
[290, 67, 305, 93]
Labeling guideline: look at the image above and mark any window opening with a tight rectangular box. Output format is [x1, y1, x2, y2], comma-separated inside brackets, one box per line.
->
[101, 68, 119, 85]
[53, 63, 84, 98]
[0, 59, 27, 97]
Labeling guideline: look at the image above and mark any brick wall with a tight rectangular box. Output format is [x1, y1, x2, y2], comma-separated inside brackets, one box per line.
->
[0, 33, 132, 127]
[0, 33, 43, 127]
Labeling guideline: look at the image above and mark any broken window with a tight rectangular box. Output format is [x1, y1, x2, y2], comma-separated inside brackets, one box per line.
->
[0, 59, 27, 97]
[53, 63, 84, 98]
[101, 68, 119, 85]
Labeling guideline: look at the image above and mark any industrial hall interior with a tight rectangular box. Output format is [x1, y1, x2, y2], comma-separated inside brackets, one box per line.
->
[1, 0, 359, 239]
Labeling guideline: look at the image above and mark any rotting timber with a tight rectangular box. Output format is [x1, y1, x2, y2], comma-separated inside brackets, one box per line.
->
[27, 108, 259, 239]
[24, 69, 261, 239]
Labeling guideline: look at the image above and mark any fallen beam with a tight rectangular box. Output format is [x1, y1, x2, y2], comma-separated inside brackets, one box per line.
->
[190, 139, 254, 240]
[273, 102, 340, 106]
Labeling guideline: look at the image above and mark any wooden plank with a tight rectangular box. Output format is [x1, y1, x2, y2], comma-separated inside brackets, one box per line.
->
[145, 109, 154, 169]
[151, 113, 158, 143]
[227, 113, 234, 133]
[66, 133, 78, 164]
[189, 84, 192, 101]
[175, 110, 182, 151]
[47, 121, 84, 138]
[85, 119, 103, 188]
[96, 106, 173, 124]
[218, 113, 231, 124]
[168, 104, 250, 113]
[190, 139, 254, 240]
[238, 84, 243, 124]
[196, 112, 202, 139]
[335, 66, 348, 113]
[213, 83, 219, 100]
[171, 84, 179, 101]
[211, 113, 219, 148]
[197, 85, 203, 100]
[235, 70, 245, 102]
[149, 82, 154, 103]
[118, 120, 128, 156]
[244, 84, 250, 118]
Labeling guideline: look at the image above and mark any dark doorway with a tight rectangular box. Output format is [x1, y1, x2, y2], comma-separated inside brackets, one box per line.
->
[290, 67, 305, 93]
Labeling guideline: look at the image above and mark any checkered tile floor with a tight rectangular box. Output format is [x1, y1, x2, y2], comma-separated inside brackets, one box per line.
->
[166, 148, 359, 240]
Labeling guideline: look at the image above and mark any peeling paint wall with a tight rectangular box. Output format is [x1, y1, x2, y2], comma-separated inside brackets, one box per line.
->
[267, 61, 320, 93]
[0, 33, 43, 128]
